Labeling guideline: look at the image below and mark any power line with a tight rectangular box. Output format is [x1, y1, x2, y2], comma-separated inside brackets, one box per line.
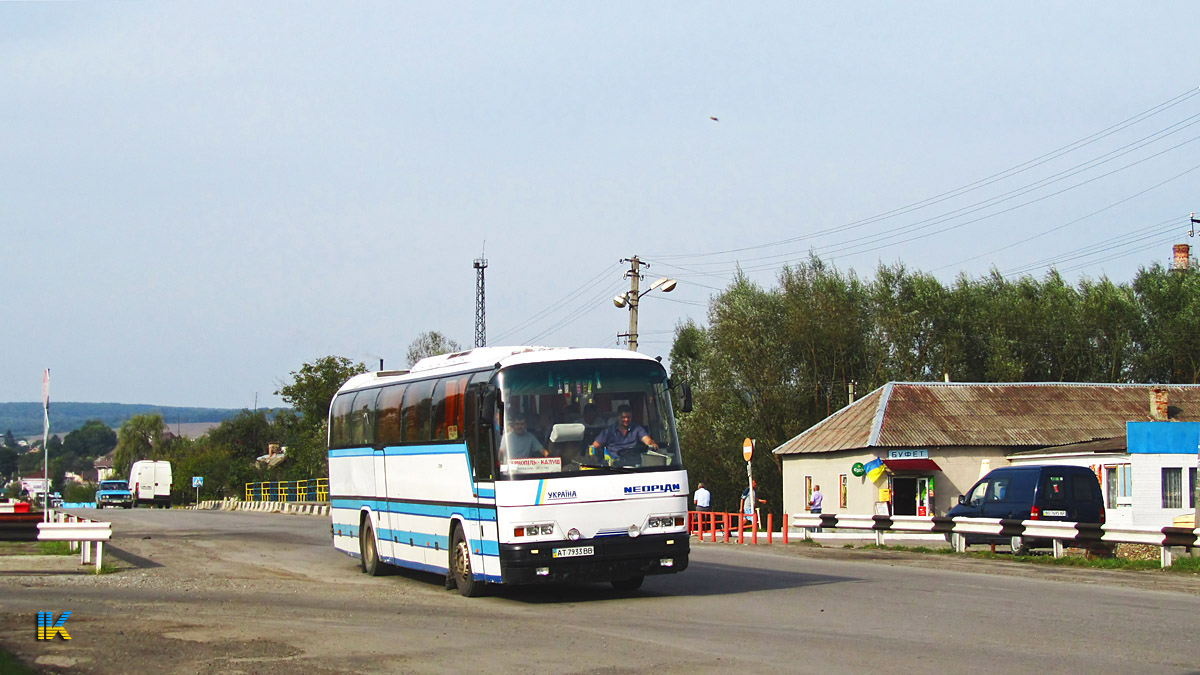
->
[651, 87, 1200, 262]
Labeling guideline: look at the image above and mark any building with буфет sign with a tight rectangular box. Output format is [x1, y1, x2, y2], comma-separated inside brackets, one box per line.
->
[771, 382, 1200, 523]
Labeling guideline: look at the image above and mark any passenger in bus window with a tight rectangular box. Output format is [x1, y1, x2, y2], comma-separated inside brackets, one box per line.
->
[589, 404, 658, 466]
[499, 413, 547, 460]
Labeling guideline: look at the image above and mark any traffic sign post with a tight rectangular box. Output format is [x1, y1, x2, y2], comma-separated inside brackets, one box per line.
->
[742, 438, 755, 532]
[192, 476, 203, 504]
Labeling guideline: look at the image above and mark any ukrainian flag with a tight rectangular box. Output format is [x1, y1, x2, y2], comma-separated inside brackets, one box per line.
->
[864, 457, 886, 482]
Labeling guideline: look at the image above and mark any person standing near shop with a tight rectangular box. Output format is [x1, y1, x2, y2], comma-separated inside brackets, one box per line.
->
[809, 484, 824, 533]
[693, 482, 711, 530]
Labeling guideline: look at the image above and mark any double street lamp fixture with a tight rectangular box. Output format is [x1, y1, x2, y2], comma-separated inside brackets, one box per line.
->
[614, 275, 677, 351]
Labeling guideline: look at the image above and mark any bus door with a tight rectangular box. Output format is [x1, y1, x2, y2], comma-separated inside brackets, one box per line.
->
[372, 445, 391, 562]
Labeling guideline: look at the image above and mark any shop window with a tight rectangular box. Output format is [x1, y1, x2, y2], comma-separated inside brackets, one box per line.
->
[804, 475, 813, 511]
[839, 474, 847, 509]
[1162, 467, 1183, 509]
[1105, 464, 1132, 508]
[1191, 468, 1197, 509]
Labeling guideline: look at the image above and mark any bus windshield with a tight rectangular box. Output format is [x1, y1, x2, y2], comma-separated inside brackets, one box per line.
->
[495, 358, 682, 479]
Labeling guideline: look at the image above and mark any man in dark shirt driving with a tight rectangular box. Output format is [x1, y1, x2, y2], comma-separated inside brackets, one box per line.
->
[589, 404, 658, 465]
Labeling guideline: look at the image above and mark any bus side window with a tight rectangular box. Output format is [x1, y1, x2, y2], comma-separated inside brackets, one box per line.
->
[401, 379, 434, 443]
[349, 389, 379, 446]
[330, 394, 354, 448]
[376, 384, 405, 446]
[433, 376, 469, 441]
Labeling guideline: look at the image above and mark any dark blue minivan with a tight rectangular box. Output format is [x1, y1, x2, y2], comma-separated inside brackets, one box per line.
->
[947, 465, 1105, 554]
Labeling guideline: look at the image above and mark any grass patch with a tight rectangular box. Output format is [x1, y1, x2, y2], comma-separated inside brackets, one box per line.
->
[0, 647, 35, 675]
[857, 544, 955, 555]
[38, 541, 74, 556]
[1167, 556, 1200, 574]
[0, 540, 74, 556]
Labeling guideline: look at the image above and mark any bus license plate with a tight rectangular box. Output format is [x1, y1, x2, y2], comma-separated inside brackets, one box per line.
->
[552, 546, 594, 558]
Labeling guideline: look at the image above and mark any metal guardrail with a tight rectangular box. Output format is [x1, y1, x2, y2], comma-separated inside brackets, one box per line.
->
[690, 511, 1200, 568]
[784, 513, 1200, 568]
[244, 478, 328, 503]
[38, 515, 113, 572]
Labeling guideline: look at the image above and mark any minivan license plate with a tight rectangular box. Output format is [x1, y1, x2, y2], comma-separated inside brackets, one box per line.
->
[1043, 509, 1067, 517]
[552, 546, 594, 558]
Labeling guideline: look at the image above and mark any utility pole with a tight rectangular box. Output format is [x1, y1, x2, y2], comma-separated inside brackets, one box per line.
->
[626, 256, 641, 351]
[614, 256, 676, 352]
[474, 249, 488, 348]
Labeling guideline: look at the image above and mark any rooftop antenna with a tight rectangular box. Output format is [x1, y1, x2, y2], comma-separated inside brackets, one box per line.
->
[474, 242, 488, 348]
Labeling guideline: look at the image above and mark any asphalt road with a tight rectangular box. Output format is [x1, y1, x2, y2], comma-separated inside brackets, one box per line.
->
[2, 508, 1198, 674]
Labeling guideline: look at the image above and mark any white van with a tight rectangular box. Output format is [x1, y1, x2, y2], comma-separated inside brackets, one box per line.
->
[129, 460, 173, 508]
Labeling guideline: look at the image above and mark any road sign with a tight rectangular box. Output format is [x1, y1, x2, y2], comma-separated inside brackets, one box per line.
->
[192, 477, 203, 488]
[743, 438, 754, 461]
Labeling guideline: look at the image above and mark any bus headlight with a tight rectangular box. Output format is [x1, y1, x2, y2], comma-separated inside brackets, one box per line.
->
[628, 524, 641, 538]
[567, 528, 581, 541]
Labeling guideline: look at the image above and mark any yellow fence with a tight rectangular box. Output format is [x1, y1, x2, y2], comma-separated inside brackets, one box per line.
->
[244, 478, 329, 503]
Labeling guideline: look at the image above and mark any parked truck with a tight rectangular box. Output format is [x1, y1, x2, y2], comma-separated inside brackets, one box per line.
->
[129, 460, 172, 508]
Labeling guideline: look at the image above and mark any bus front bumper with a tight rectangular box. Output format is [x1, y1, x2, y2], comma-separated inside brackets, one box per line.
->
[498, 533, 689, 584]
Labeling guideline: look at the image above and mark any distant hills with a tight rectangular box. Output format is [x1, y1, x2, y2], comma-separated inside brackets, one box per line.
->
[0, 402, 249, 439]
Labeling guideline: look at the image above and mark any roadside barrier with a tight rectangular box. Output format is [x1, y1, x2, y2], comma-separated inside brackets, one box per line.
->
[689, 510, 1200, 568]
[244, 478, 328, 503]
[190, 498, 329, 516]
[38, 510, 113, 572]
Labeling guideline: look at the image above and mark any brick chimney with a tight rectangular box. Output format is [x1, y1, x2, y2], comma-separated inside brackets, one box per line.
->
[1150, 387, 1169, 421]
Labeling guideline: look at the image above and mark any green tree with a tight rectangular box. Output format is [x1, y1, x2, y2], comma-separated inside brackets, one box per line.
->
[0, 446, 17, 480]
[112, 413, 165, 477]
[1132, 264, 1200, 383]
[275, 356, 367, 430]
[3, 430, 15, 449]
[406, 331, 462, 367]
[62, 420, 117, 460]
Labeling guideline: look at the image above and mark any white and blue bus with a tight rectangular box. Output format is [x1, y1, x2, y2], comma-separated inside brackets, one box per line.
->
[328, 346, 690, 596]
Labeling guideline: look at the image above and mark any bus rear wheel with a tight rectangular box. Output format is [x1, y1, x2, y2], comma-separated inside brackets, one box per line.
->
[451, 527, 485, 597]
[611, 575, 644, 592]
[360, 520, 385, 576]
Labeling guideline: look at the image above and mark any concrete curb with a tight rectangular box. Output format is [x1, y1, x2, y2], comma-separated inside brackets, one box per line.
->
[190, 499, 329, 516]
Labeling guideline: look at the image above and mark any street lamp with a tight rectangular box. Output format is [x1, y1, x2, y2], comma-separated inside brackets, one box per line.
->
[614, 275, 677, 351]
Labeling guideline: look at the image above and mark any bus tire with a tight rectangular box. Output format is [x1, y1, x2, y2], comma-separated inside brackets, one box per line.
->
[360, 519, 385, 576]
[451, 526, 485, 597]
[611, 575, 644, 592]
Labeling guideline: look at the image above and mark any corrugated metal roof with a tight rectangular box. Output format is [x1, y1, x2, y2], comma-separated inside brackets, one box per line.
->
[773, 382, 1200, 455]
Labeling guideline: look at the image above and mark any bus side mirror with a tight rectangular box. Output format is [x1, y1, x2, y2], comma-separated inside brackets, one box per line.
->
[679, 382, 693, 413]
[958, 495, 966, 505]
[480, 389, 497, 427]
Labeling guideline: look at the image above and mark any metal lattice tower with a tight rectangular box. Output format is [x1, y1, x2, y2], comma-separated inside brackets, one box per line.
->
[473, 256, 488, 347]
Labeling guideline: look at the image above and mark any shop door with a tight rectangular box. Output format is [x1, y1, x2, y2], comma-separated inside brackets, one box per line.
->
[892, 477, 917, 516]
[916, 476, 932, 516]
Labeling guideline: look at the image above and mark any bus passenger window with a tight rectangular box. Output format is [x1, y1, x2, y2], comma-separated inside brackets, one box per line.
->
[376, 384, 405, 445]
[349, 389, 379, 446]
[401, 379, 434, 443]
[433, 376, 469, 441]
[330, 394, 354, 448]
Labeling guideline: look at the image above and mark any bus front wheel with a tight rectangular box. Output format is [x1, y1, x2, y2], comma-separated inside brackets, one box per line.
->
[360, 520, 385, 576]
[451, 527, 485, 597]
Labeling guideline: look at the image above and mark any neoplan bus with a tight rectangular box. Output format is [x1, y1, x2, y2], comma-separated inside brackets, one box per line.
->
[327, 346, 691, 596]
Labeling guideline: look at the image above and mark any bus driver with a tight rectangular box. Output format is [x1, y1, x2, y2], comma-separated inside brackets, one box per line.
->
[589, 404, 659, 465]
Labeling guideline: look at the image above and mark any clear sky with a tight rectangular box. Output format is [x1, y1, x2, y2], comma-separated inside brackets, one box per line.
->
[3, 3, 1199, 408]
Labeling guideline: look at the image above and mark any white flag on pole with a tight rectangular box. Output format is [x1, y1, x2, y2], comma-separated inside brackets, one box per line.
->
[42, 368, 50, 412]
